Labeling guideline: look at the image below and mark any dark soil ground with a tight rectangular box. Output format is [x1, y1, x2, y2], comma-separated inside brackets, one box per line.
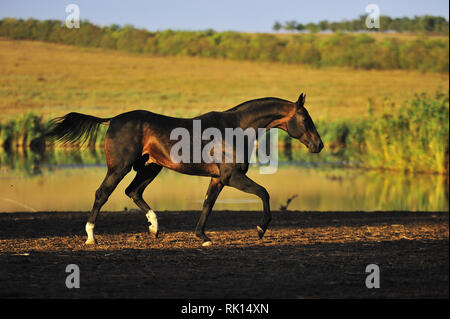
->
[0, 210, 448, 299]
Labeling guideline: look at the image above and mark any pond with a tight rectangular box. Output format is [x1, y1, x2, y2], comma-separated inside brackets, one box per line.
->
[0, 149, 448, 212]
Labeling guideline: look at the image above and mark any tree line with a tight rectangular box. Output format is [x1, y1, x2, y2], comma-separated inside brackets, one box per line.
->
[0, 17, 448, 72]
[273, 15, 449, 34]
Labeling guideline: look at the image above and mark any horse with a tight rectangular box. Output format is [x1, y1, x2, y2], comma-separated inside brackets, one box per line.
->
[46, 92, 323, 246]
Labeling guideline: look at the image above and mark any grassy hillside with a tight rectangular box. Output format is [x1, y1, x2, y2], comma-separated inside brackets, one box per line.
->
[0, 39, 448, 121]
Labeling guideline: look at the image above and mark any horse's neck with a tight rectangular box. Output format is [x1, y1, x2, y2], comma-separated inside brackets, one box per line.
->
[235, 100, 295, 130]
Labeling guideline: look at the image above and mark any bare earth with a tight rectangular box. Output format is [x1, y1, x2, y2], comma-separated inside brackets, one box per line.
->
[0, 211, 448, 299]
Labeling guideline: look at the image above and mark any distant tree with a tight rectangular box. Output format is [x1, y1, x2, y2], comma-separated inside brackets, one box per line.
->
[272, 14, 448, 34]
[418, 15, 442, 32]
[305, 22, 319, 33]
[284, 20, 298, 31]
[380, 15, 392, 31]
[329, 21, 339, 32]
[272, 21, 282, 32]
[109, 24, 121, 32]
[295, 23, 305, 32]
[318, 20, 329, 31]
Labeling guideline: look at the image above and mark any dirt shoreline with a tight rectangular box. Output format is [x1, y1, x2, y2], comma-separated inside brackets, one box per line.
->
[0, 210, 448, 298]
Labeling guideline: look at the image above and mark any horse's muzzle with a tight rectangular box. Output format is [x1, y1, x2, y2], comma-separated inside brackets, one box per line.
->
[309, 141, 324, 153]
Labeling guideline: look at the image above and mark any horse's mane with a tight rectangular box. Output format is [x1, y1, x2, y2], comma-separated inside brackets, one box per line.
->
[224, 97, 291, 112]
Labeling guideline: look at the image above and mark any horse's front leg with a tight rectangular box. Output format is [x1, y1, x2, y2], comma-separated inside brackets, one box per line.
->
[195, 177, 224, 246]
[227, 171, 271, 239]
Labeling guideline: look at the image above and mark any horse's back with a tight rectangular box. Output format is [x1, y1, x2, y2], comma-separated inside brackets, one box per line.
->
[111, 110, 177, 124]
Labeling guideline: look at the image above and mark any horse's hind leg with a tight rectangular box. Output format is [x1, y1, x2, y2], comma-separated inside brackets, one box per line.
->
[125, 163, 162, 237]
[85, 165, 131, 244]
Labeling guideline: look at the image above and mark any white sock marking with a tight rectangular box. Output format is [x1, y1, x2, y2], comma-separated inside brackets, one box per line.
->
[146, 210, 158, 234]
[85, 222, 96, 243]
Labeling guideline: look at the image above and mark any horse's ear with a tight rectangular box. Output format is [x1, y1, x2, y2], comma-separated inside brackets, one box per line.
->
[296, 93, 306, 107]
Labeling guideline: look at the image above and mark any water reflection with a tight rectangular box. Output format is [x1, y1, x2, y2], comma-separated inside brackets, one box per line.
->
[0, 150, 448, 212]
[0, 147, 106, 177]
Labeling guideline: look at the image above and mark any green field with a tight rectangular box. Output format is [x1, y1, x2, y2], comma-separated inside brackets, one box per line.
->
[0, 38, 448, 119]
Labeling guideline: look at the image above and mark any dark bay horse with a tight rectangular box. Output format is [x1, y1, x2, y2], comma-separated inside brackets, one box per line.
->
[47, 93, 323, 246]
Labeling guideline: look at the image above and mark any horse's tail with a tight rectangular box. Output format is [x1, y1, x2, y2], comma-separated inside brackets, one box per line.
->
[46, 112, 111, 146]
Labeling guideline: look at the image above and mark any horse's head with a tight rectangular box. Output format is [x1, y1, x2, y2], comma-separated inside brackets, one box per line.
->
[286, 93, 323, 153]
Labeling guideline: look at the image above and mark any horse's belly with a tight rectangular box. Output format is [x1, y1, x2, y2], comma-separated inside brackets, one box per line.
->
[142, 148, 220, 177]
[141, 126, 220, 177]
[168, 163, 220, 177]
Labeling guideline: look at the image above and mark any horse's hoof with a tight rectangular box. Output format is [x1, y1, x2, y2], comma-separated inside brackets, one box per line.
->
[257, 225, 266, 239]
[149, 226, 159, 238]
[85, 238, 97, 245]
[202, 241, 212, 247]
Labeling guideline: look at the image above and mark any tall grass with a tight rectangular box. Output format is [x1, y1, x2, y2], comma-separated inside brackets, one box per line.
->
[0, 113, 107, 150]
[317, 92, 449, 173]
[0, 112, 46, 150]
[362, 92, 449, 173]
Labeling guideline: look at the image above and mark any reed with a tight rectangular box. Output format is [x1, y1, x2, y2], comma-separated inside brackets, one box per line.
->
[315, 91, 449, 173]
[0, 113, 109, 149]
[0, 112, 45, 149]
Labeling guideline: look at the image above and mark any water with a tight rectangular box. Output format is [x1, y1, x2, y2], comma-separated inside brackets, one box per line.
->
[0, 154, 448, 212]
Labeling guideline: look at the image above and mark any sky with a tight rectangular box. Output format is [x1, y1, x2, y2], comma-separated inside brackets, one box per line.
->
[0, 0, 448, 32]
